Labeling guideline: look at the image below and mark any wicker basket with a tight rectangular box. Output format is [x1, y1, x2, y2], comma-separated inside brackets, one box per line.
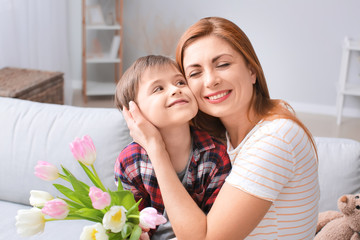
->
[0, 67, 64, 104]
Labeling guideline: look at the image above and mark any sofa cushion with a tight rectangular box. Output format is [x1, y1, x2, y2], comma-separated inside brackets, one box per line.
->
[315, 137, 360, 212]
[0, 97, 132, 205]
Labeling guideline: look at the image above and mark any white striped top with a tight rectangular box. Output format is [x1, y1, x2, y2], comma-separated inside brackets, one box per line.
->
[225, 118, 320, 240]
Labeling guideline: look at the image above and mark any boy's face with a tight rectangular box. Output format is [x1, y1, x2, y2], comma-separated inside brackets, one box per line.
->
[136, 64, 198, 129]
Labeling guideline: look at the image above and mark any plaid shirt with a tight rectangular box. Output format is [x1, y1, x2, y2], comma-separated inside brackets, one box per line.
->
[114, 127, 231, 216]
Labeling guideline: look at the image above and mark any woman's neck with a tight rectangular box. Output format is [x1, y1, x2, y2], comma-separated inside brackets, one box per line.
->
[159, 124, 192, 173]
[221, 108, 260, 148]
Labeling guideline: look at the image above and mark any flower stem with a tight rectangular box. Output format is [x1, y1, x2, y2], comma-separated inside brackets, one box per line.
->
[91, 164, 106, 191]
[127, 214, 140, 219]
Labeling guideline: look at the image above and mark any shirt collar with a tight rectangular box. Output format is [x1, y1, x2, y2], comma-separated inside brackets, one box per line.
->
[190, 126, 215, 162]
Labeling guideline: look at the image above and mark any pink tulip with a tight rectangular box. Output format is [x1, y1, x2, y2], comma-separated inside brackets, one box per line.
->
[41, 199, 69, 219]
[34, 161, 59, 181]
[139, 207, 167, 229]
[89, 186, 111, 210]
[69, 135, 96, 166]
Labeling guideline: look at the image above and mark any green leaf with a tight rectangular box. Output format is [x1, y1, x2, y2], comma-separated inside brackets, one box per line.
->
[121, 223, 132, 239]
[61, 165, 92, 208]
[126, 199, 141, 217]
[61, 165, 90, 191]
[129, 225, 142, 240]
[74, 208, 104, 222]
[78, 161, 105, 191]
[66, 213, 101, 223]
[53, 184, 83, 206]
[109, 190, 137, 209]
[117, 177, 124, 191]
[60, 198, 84, 209]
[108, 232, 125, 240]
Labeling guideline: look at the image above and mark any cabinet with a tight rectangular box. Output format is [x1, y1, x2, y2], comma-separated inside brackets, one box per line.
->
[336, 37, 360, 125]
[82, 0, 123, 103]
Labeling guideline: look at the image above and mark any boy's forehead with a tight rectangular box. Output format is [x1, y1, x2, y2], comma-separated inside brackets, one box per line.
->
[140, 64, 182, 83]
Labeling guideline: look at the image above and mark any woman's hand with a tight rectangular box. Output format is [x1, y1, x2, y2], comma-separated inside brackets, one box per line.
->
[123, 101, 165, 151]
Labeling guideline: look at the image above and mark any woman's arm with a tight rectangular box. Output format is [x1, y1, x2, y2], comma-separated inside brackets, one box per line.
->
[123, 102, 272, 240]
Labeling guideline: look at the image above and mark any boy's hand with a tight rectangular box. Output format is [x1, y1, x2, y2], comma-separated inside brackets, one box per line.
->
[139, 231, 150, 240]
[123, 101, 165, 151]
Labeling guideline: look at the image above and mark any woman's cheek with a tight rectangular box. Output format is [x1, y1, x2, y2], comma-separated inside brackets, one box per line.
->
[188, 81, 202, 100]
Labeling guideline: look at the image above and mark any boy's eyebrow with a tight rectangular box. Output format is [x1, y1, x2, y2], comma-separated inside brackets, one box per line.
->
[145, 72, 185, 89]
[148, 73, 184, 84]
[174, 73, 184, 78]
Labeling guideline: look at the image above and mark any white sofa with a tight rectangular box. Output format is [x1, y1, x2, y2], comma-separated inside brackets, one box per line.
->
[0, 97, 359, 240]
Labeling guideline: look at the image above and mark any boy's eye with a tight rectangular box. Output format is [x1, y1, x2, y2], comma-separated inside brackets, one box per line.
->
[176, 80, 187, 86]
[153, 86, 163, 93]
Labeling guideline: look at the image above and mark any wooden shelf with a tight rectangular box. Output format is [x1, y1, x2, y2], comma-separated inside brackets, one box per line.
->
[342, 84, 360, 97]
[336, 37, 360, 125]
[86, 81, 116, 96]
[86, 24, 121, 30]
[86, 57, 121, 63]
[82, 0, 123, 103]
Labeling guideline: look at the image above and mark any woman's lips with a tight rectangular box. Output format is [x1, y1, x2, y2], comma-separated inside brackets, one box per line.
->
[205, 90, 231, 103]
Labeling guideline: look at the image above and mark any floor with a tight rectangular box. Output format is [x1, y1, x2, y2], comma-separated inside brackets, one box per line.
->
[72, 89, 360, 142]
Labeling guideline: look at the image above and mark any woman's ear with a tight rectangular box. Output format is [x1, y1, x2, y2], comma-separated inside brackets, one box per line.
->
[248, 65, 256, 84]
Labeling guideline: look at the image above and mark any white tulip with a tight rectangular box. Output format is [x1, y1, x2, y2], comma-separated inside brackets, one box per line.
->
[29, 190, 54, 207]
[102, 206, 127, 233]
[15, 207, 45, 237]
[80, 223, 108, 240]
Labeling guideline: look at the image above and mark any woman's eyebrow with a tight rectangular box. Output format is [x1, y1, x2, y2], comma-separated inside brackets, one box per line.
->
[212, 53, 233, 63]
[185, 53, 233, 71]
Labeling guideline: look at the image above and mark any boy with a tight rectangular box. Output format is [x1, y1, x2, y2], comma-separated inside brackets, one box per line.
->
[114, 55, 231, 239]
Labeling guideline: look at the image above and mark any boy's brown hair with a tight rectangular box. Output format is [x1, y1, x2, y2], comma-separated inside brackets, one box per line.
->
[115, 55, 179, 111]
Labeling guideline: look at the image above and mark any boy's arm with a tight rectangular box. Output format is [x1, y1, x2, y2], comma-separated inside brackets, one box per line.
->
[201, 146, 232, 213]
[114, 150, 150, 211]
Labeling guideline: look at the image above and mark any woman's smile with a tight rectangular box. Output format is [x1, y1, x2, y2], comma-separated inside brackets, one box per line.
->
[205, 90, 232, 103]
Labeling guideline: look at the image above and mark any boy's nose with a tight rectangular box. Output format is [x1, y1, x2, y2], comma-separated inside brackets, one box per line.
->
[171, 87, 182, 96]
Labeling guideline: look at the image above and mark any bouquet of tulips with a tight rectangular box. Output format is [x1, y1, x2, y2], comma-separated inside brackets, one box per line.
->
[15, 135, 166, 240]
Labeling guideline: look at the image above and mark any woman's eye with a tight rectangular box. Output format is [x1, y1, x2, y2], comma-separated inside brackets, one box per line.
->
[188, 72, 200, 78]
[217, 62, 230, 68]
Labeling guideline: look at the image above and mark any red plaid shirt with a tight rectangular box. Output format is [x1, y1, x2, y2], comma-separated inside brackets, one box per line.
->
[114, 127, 231, 215]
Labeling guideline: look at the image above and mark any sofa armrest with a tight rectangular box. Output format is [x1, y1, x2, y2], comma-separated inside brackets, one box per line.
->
[315, 137, 360, 212]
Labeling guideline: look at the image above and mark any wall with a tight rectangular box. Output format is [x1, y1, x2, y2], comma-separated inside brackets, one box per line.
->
[71, 0, 360, 117]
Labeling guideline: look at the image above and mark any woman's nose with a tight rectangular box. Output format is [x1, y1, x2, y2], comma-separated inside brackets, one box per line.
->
[204, 70, 220, 88]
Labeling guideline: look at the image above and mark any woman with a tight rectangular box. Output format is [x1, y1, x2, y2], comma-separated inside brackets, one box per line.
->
[123, 17, 320, 240]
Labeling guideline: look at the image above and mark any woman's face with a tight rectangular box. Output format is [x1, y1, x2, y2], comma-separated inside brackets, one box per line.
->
[183, 35, 256, 121]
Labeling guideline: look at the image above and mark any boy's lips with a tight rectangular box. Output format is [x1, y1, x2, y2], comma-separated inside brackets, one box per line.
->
[168, 99, 189, 107]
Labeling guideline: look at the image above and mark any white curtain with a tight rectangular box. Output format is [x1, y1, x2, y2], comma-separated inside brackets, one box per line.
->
[0, 0, 72, 104]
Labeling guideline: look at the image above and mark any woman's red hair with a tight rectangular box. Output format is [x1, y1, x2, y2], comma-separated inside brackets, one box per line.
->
[176, 17, 317, 156]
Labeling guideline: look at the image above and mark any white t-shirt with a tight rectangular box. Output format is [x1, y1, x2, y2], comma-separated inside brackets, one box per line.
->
[225, 118, 320, 239]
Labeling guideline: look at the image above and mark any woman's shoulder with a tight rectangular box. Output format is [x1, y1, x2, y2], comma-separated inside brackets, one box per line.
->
[252, 118, 306, 147]
[258, 118, 301, 135]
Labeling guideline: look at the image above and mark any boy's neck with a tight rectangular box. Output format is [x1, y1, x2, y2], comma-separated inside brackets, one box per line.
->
[159, 124, 192, 173]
